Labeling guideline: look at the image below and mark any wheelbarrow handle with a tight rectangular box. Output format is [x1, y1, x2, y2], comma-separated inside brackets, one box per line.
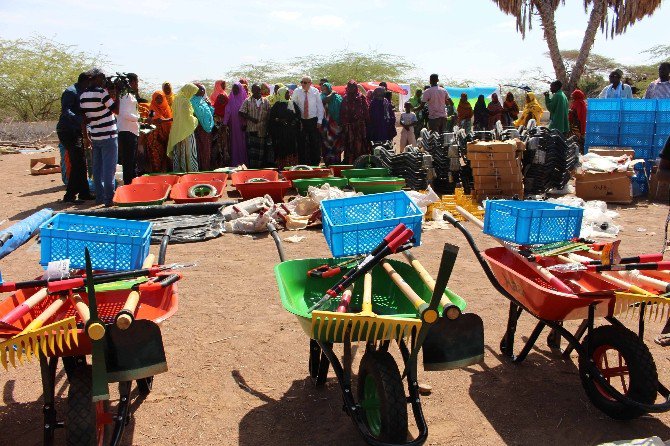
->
[115, 291, 140, 330]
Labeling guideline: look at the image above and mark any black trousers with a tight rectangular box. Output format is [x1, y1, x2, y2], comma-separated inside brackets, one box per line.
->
[57, 129, 91, 199]
[118, 131, 138, 185]
[298, 117, 321, 166]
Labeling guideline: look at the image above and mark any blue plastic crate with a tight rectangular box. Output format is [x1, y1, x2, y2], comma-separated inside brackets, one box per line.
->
[621, 99, 657, 112]
[40, 214, 152, 271]
[657, 99, 670, 112]
[321, 191, 423, 257]
[587, 99, 621, 111]
[621, 111, 656, 124]
[586, 121, 619, 134]
[654, 134, 669, 153]
[632, 147, 657, 160]
[586, 109, 620, 123]
[483, 200, 583, 245]
[621, 122, 655, 135]
[657, 111, 670, 125]
[585, 133, 619, 148]
[620, 134, 654, 148]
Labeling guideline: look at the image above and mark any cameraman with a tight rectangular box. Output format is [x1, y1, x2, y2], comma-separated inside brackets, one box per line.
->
[117, 73, 140, 185]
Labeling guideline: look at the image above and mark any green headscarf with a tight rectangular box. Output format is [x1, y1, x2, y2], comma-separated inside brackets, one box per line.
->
[269, 83, 286, 106]
[167, 83, 199, 157]
[276, 86, 295, 111]
[321, 82, 342, 124]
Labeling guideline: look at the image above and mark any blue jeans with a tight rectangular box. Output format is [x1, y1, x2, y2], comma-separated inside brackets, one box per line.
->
[91, 136, 118, 205]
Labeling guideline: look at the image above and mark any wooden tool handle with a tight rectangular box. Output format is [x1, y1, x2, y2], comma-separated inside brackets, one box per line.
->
[20, 295, 67, 333]
[0, 288, 48, 324]
[362, 272, 373, 314]
[336, 286, 354, 313]
[142, 254, 155, 268]
[559, 254, 654, 296]
[116, 291, 140, 330]
[381, 261, 428, 313]
[403, 251, 451, 308]
[71, 293, 90, 324]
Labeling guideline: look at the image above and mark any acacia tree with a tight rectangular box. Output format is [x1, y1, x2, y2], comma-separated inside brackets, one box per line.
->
[0, 36, 104, 121]
[492, 0, 663, 93]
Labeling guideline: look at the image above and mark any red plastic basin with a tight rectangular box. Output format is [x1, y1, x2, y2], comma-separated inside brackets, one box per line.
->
[230, 170, 279, 187]
[235, 181, 290, 202]
[170, 180, 225, 203]
[113, 183, 171, 206]
[132, 174, 180, 186]
[179, 173, 228, 184]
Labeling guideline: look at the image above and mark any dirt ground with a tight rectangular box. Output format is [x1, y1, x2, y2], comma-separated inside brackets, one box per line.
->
[1, 150, 669, 446]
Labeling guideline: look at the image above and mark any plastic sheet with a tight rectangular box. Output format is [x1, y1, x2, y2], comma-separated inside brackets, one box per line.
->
[0, 208, 54, 259]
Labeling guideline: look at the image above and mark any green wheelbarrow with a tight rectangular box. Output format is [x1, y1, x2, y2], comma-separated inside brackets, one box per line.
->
[270, 225, 485, 446]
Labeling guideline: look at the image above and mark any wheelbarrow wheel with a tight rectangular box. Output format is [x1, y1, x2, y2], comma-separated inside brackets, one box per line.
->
[65, 363, 112, 446]
[308, 339, 329, 386]
[137, 376, 154, 396]
[357, 350, 408, 443]
[578, 325, 658, 420]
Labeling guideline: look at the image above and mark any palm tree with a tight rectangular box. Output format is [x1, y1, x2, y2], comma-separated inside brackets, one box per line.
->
[492, 0, 663, 93]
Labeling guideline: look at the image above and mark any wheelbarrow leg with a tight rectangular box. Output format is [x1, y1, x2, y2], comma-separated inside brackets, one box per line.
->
[309, 339, 330, 386]
[501, 302, 522, 357]
[561, 320, 589, 358]
[109, 381, 132, 446]
[513, 321, 546, 363]
[40, 355, 60, 446]
[547, 323, 563, 351]
[399, 339, 429, 444]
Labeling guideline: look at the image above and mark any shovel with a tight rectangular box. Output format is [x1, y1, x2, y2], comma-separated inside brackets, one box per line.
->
[84, 248, 110, 402]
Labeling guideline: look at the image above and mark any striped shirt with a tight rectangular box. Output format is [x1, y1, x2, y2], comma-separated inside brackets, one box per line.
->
[239, 97, 270, 137]
[644, 79, 670, 99]
[80, 87, 117, 140]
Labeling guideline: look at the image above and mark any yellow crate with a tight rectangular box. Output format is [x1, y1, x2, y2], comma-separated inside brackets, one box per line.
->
[425, 188, 484, 221]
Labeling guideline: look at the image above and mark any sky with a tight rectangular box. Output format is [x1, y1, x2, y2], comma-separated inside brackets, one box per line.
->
[0, 0, 668, 90]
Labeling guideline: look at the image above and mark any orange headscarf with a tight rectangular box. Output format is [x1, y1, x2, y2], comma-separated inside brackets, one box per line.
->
[149, 91, 173, 120]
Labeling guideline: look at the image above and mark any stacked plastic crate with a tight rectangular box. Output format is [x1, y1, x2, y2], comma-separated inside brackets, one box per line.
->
[619, 99, 657, 160]
[585, 99, 620, 149]
[655, 99, 670, 156]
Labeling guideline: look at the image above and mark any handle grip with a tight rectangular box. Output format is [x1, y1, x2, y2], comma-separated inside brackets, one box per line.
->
[115, 291, 140, 330]
[387, 229, 414, 253]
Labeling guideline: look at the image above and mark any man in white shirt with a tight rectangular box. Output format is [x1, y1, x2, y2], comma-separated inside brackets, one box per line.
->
[599, 69, 633, 99]
[117, 73, 140, 185]
[292, 76, 324, 165]
[644, 62, 670, 99]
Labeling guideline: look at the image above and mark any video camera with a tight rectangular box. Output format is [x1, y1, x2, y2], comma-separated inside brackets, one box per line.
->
[107, 72, 136, 97]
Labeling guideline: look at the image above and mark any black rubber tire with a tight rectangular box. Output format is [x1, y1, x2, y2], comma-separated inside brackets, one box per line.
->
[353, 154, 384, 169]
[308, 340, 329, 386]
[65, 363, 111, 446]
[137, 376, 154, 396]
[578, 325, 658, 420]
[187, 183, 216, 198]
[357, 350, 408, 443]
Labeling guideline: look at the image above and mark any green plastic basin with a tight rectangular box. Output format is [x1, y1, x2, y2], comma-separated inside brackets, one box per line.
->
[349, 177, 406, 194]
[291, 177, 349, 195]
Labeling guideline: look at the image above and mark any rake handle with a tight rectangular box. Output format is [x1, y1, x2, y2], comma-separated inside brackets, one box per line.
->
[362, 272, 373, 314]
[116, 291, 140, 330]
[71, 293, 90, 324]
[402, 251, 463, 310]
[381, 261, 429, 315]
[19, 295, 68, 334]
[0, 288, 48, 324]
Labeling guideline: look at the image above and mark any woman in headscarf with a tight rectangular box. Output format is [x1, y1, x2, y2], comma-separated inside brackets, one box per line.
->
[239, 78, 250, 95]
[502, 92, 519, 127]
[211, 81, 230, 167]
[223, 82, 248, 166]
[191, 83, 215, 171]
[457, 93, 473, 132]
[473, 95, 489, 131]
[143, 90, 172, 173]
[487, 93, 504, 130]
[320, 82, 343, 165]
[167, 83, 199, 172]
[340, 80, 369, 164]
[368, 87, 396, 143]
[209, 80, 226, 104]
[569, 89, 587, 152]
[162, 82, 175, 109]
[269, 83, 286, 106]
[268, 86, 301, 170]
[445, 97, 457, 132]
[514, 92, 544, 127]
[260, 83, 271, 98]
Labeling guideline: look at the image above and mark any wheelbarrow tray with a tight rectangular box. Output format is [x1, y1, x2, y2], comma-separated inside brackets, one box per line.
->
[275, 257, 440, 342]
[482, 246, 617, 321]
[235, 180, 290, 202]
[179, 172, 228, 184]
[291, 177, 348, 196]
[132, 174, 180, 186]
[113, 184, 171, 207]
[170, 180, 225, 203]
[230, 169, 279, 187]
[0, 278, 178, 357]
[281, 168, 332, 183]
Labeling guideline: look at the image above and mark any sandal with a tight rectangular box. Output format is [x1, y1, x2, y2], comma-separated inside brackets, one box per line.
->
[654, 334, 670, 347]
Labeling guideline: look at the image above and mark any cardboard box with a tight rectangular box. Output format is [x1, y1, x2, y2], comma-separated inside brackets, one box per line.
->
[588, 147, 635, 158]
[649, 170, 670, 203]
[471, 166, 522, 177]
[467, 141, 518, 153]
[574, 171, 633, 203]
[468, 151, 518, 161]
[474, 175, 523, 187]
[470, 159, 521, 169]
[30, 157, 61, 176]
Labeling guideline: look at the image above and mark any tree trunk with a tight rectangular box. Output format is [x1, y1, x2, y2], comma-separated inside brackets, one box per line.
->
[535, 0, 568, 88]
[567, 0, 607, 94]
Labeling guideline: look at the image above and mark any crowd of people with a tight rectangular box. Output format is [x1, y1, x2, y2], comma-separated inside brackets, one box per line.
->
[56, 63, 670, 205]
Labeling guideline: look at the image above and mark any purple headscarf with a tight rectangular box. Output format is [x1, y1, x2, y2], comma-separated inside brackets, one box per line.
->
[223, 82, 248, 125]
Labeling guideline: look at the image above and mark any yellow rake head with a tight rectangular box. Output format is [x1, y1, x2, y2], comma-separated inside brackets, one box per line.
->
[0, 317, 78, 370]
[613, 292, 670, 322]
[311, 311, 421, 343]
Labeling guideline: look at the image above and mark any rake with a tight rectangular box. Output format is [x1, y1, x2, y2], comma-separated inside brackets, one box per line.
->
[311, 271, 421, 343]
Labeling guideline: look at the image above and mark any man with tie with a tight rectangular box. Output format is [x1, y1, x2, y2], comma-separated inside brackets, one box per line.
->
[292, 76, 324, 165]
